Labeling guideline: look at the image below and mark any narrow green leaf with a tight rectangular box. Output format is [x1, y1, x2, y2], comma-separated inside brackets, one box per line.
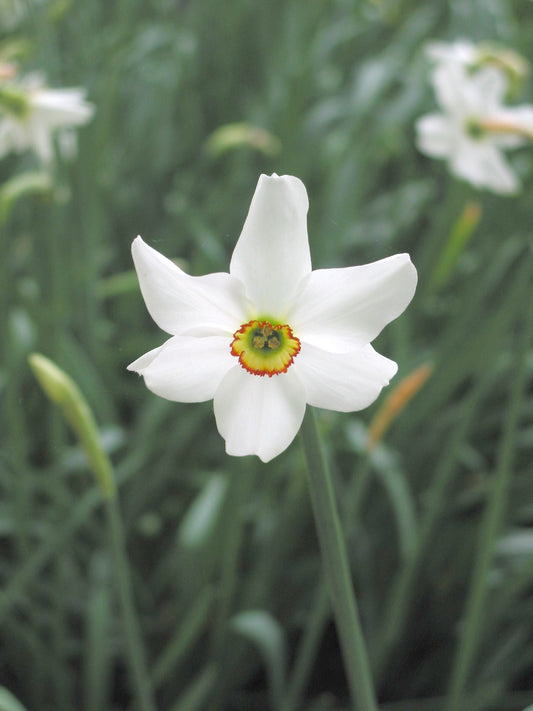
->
[170, 666, 217, 711]
[430, 201, 481, 291]
[230, 610, 287, 711]
[0, 171, 52, 223]
[152, 585, 214, 688]
[177, 474, 228, 550]
[0, 687, 29, 711]
[83, 555, 113, 711]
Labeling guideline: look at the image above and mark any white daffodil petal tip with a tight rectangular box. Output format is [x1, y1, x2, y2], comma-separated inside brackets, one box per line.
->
[289, 253, 417, 353]
[230, 173, 312, 316]
[131, 236, 248, 337]
[213, 367, 307, 463]
[127, 345, 164, 372]
[128, 173, 418, 462]
[294, 344, 398, 413]
[129, 336, 234, 403]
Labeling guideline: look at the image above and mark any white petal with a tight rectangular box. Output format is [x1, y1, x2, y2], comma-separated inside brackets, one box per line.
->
[32, 88, 94, 127]
[426, 40, 477, 66]
[128, 335, 234, 403]
[31, 122, 54, 164]
[289, 254, 417, 353]
[132, 236, 249, 336]
[468, 67, 508, 114]
[213, 366, 307, 462]
[431, 63, 471, 116]
[127, 344, 164, 372]
[0, 120, 19, 157]
[229, 174, 312, 316]
[416, 113, 456, 158]
[450, 140, 519, 194]
[293, 343, 397, 412]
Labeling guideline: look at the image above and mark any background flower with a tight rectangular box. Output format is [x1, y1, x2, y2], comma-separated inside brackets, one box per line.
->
[0, 74, 94, 164]
[416, 61, 533, 193]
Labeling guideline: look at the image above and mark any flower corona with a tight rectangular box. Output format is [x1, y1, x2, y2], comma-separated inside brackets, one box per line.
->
[231, 320, 301, 376]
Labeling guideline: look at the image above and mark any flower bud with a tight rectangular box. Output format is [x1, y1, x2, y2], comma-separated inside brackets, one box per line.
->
[0, 84, 29, 117]
[477, 44, 529, 97]
[28, 353, 116, 499]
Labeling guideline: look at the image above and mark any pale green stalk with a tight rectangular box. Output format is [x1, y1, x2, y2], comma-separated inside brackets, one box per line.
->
[283, 458, 373, 711]
[281, 583, 329, 711]
[445, 258, 533, 711]
[106, 497, 158, 711]
[300, 409, 379, 711]
[28, 354, 157, 711]
[210, 459, 254, 657]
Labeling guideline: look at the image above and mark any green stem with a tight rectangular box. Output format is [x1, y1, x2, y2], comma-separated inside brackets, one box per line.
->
[445, 259, 533, 711]
[210, 459, 254, 657]
[300, 409, 379, 711]
[283, 458, 373, 711]
[282, 582, 329, 711]
[106, 497, 157, 711]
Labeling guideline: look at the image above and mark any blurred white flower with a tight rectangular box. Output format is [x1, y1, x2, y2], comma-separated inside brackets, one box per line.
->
[426, 39, 478, 68]
[425, 39, 529, 96]
[128, 174, 417, 462]
[0, 74, 94, 165]
[416, 63, 533, 194]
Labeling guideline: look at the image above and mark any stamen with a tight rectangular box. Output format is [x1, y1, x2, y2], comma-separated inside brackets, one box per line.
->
[231, 320, 301, 377]
[467, 117, 533, 142]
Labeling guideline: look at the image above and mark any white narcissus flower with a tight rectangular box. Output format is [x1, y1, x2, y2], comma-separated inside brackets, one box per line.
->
[129, 174, 417, 463]
[425, 39, 529, 96]
[0, 75, 94, 165]
[426, 39, 479, 68]
[416, 62, 533, 194]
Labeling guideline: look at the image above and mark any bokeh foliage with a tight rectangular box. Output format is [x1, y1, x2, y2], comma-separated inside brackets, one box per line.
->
[1, 0, 533, 710]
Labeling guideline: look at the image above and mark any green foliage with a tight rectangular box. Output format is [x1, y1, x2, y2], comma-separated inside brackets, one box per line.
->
[1, 0, 533, 710]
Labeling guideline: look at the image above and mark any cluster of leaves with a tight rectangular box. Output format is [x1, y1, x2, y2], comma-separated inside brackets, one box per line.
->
[1, 0, 533, 710]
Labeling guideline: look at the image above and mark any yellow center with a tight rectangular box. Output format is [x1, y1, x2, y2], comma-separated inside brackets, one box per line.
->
[230, 320, 301, 377]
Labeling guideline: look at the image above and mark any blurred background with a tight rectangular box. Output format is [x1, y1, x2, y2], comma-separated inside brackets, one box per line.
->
[1, 1, 533, 710]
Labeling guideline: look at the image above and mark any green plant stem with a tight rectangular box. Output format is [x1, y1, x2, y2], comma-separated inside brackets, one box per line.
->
[283, 457, 373, 711]
[105, 497, 157, 711]
[300, 409, 379, 711]
[282, 582, 329, 711]
[210, 459, 254, 657]
[445, 259, 533, 711]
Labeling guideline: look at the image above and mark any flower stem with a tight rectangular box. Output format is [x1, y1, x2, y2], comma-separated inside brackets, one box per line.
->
[106, 497, 158, 711]
[210, 459, 254, 658]
[299, 409, 379, 711]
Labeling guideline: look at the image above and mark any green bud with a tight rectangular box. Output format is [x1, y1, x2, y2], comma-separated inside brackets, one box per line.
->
[205, 122, 281, 158]
[28, 353, 116, 499]
[477, 44, 530, 98]
[465, 119, 485, 141]
[0, 171, 52, 224]
[0, 85, 31, 118]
